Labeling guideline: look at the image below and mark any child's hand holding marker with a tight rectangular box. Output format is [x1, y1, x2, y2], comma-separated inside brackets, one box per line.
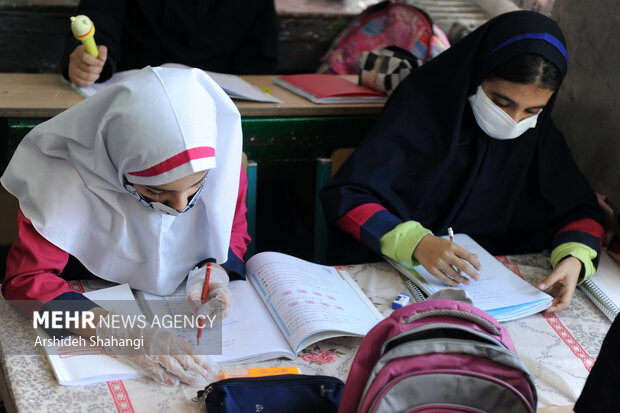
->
[68, 15, 108, 86]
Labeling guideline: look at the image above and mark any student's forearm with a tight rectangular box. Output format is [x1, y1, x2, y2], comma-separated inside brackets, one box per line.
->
[550, 242, 596, 282]
[380, 221, 433, 265]
[335, 203, 402, 253]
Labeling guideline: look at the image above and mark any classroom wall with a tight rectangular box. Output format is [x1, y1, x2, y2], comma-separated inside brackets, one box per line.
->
[551, 0, 620, 209]
[0, 0, 347, 74]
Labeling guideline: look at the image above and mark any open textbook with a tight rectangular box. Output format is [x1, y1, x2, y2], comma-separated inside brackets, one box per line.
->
[65, 63, 281, 103]
[38, 252, 382, 385]
[39, 284, 141, 386]
[579, 250, 620, 321]
[137, 251, 384, 365]
[387, 233, 552, 322]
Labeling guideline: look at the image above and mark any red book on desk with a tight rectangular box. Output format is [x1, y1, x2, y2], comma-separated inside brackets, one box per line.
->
[274, 74, 387, 104]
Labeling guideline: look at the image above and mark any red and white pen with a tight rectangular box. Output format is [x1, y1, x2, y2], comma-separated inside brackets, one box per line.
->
[447, 227, 462, 277]
[196, 262, 212, 346]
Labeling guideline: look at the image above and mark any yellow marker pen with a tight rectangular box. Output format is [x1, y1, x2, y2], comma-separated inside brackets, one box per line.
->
[221, 366, 300, 379]
[70, 15, 98, 58]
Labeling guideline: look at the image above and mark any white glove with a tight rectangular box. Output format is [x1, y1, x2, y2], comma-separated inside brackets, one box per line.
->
[96, 311, 219, 386]
[186, 264, 232, 319]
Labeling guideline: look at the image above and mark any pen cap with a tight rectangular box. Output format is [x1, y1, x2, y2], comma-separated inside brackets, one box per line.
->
[70, 15, 95, 38]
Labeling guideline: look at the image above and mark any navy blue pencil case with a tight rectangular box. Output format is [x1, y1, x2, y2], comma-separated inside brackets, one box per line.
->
[196, 374, 344, 413]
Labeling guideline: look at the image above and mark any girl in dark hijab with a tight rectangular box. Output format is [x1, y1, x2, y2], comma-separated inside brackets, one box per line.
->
[321, 11, 604, 312]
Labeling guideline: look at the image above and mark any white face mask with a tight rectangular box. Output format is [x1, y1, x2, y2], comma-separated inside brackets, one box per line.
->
[124, 180, 205, 216]
[468, 85, 539, 140]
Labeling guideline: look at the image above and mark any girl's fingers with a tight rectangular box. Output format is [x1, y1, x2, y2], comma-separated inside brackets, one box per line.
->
[453, 245, 482, 272]
[440, 263, 472, 285]
[429, 266, 459, 286]
[451, 256, 480, 281]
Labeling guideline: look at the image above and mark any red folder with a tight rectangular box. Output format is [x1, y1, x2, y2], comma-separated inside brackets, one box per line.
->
[274, 74, 387, 104]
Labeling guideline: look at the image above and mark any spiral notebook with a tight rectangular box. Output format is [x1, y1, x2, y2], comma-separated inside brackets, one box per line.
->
[403, 279, 427, 303]
[579, 250, 620, 321]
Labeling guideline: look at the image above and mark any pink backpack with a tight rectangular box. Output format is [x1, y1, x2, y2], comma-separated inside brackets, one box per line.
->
[317, 0, 450, 75]
[339, 299, 537, 413]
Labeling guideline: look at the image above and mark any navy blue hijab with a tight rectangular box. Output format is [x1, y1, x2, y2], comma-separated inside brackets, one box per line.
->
[321, 11, 602, 255]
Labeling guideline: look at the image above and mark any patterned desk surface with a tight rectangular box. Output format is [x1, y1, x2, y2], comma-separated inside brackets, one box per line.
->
[0, 254, 611, 412]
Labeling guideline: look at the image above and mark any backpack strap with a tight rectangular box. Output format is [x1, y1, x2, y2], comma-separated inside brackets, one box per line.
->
[402, 309, 501, 336]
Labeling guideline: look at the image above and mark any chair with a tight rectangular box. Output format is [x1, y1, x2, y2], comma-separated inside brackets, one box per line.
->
[313, 148, 355, 264]
[242, 152, 257, 259]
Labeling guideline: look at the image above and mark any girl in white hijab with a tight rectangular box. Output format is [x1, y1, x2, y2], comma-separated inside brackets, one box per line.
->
[1, 66, 249, 385]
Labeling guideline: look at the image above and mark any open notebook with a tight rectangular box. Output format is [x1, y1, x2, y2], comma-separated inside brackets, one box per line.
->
[40, 251, 382, 385]
[387, 233, 553, 322]
[39, 284, 141, 386]
[137, 251, 383, 365]
[579, 250, 620, 321]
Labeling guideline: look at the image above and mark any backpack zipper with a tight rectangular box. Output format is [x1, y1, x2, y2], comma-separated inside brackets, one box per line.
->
[365, 370, 534, 413]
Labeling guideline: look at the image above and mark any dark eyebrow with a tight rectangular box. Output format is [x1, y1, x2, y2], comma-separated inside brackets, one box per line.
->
[491, 92, 516, 105]
[491, 92, 546, 110]
[145, 172, 208, 193]
[526, 104, 547, 110]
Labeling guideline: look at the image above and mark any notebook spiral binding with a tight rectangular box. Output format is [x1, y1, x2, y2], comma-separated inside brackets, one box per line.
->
[579, 279, 620, 322]
[404, 279, 427, 303]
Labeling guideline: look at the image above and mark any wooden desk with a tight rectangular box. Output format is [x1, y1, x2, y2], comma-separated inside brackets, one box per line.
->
[0, 73, 383, 259]
[0, 254, 611, 412]
[0, 73, 382, 118]
[0, 74, 83, 118]
[1, 73, 381, 166]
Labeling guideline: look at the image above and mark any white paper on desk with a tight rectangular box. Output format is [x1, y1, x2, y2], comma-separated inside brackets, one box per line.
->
[65, 69, 138, 97]
[206, 71, 281, 103]
[42, 283, 141, 386]
[66, 63, 281, 103]
[389, 234, 552, 321]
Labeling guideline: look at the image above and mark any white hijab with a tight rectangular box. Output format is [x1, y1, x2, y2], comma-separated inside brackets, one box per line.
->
[1, 66, 242, 295]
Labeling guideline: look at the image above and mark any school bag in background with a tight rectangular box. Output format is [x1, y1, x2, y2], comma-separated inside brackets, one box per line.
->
[316, 0, 450, 75]
[358, 45, 419, 96]
[338, 298, 537, 413]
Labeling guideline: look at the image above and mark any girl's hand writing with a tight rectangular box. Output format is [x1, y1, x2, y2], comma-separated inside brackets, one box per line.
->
[413, 235, 481, 285]
[186, 263, 232, 319]
[96, 310, 218, 386]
